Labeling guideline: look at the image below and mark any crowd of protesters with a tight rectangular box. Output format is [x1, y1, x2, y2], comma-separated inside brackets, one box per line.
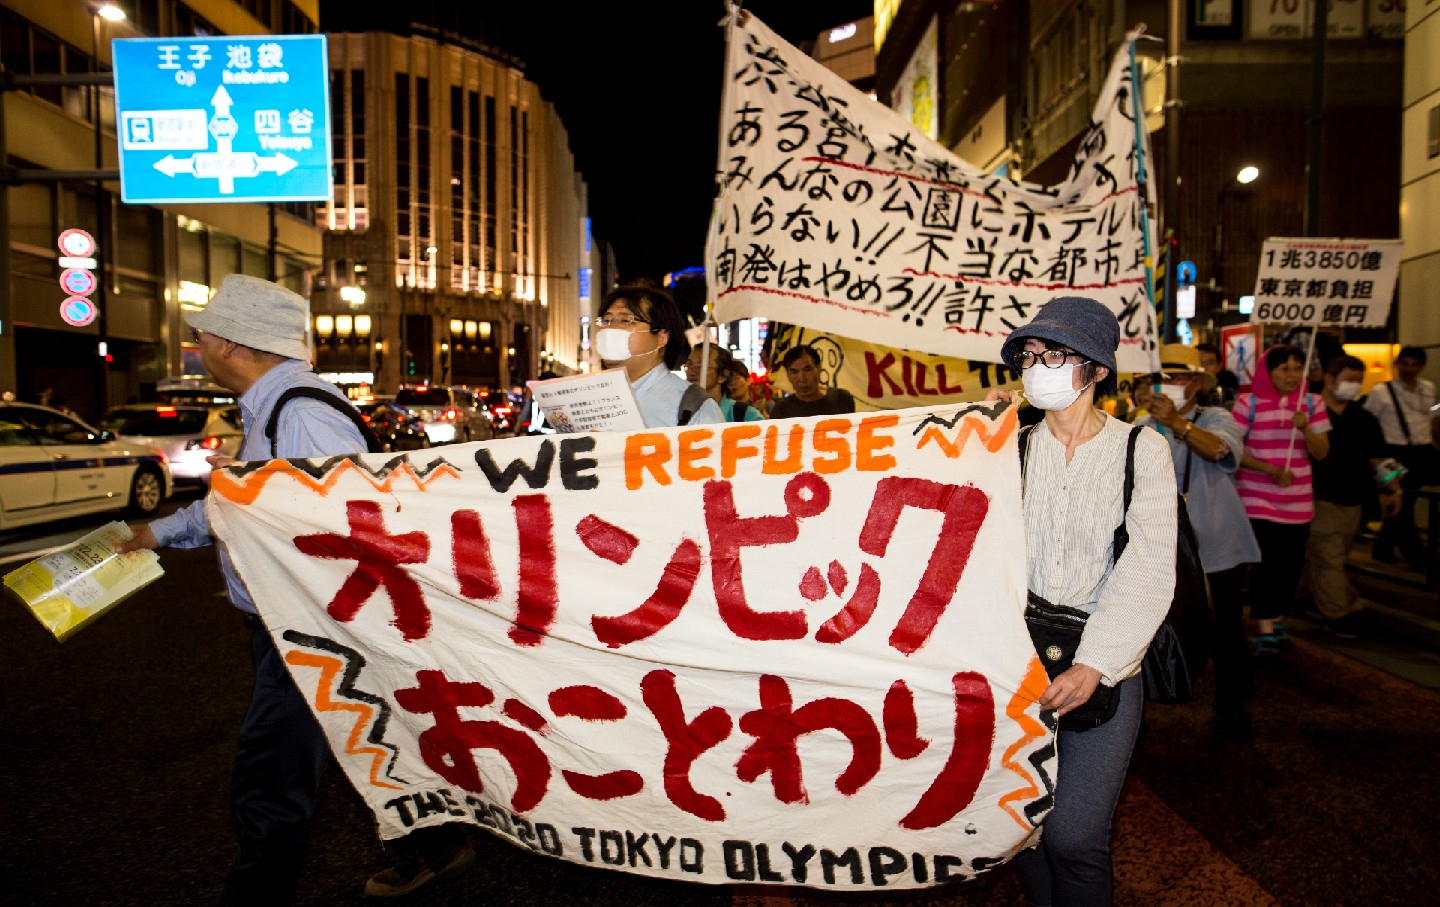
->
[1115, 338, 1426, 738]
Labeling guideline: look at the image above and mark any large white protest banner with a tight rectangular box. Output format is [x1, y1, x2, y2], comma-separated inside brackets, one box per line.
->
[206, 402, 1056, 890]
[706, 12, 1161, 373]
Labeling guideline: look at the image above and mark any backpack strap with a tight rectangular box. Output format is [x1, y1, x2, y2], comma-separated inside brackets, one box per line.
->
[1018, 423, 1037, 489]
[677, 383, 710, 427]
[265, 386, 383, 457]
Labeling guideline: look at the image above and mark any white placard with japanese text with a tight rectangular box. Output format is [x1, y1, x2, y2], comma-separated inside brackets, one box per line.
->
[526, 369, 645, 434]
[1249, 238, 1402, 327]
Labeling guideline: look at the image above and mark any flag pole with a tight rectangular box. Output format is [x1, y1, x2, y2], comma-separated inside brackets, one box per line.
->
[1281, 326, 1319, 472]
[700, 2, 744, 393]
[1128, 31, 1161, 392]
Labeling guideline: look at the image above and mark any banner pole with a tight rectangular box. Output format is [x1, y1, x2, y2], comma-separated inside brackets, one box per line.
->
[704, 4, 744, 339]
[1281, 326, 1319, 472]
[1126, 35, 1157, 336]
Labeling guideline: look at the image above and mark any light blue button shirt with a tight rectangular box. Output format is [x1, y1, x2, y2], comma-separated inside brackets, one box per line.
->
[147, 360, 368, 614]
[632, 365, 724, 428]
[1138, 406, 1261, 573]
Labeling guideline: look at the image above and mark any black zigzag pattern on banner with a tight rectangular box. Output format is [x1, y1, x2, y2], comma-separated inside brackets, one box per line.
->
[281, 629, 411, 786]
[911, 400, 1013, 436]
[228, 453, 462, 481]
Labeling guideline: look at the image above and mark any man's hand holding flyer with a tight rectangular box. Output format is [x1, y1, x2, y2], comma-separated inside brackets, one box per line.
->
[526, 369, 646, 433]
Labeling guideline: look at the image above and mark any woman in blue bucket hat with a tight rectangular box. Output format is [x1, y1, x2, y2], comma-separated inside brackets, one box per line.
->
[992, 295, 1177, 905]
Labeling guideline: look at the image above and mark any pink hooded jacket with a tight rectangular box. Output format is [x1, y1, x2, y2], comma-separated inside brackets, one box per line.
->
[1232, 345, 1331, 523]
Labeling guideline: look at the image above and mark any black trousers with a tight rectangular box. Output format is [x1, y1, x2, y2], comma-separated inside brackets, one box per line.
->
[1208, 564, 1253, 717]
[1247, 519, 1309, 621]
[219, 619, 332, 906]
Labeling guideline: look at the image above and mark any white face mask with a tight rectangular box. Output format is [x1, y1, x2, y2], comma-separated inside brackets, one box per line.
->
[594, 327, 643, 362]
[1158, 385, 1190, 408]
[1022, 363, 1091, 411]
[1333, 380, 1363, 402]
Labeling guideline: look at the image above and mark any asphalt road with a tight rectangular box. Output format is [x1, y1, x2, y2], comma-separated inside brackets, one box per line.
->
[5, 492, 1440, 906]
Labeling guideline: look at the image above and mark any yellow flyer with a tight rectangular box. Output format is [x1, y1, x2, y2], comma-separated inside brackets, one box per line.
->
[4, 521, 164, 641]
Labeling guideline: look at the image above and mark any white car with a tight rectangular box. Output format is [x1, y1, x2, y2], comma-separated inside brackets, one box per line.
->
[0, 403, 172, 531]
[393, 385, 495, 444]
[100, 403, 243, 486]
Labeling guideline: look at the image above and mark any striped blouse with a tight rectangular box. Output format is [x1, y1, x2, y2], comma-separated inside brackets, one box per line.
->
[1232, 392, 1331, 524]
[1022, 414, 1178, 685]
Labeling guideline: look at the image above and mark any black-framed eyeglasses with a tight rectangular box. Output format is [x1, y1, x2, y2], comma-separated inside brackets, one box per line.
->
[189, 327, 205, 344]
[1015, 348, 1087, 370]
[595, 315, 653, 330]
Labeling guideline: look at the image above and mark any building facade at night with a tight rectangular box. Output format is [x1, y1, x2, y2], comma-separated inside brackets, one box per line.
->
[315, 25, 592, 395]
[0, 0, 323, 419]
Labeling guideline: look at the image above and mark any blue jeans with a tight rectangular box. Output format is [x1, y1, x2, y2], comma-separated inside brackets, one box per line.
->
[220, 619, 332, 906]
[1013, 676, 1144, 907]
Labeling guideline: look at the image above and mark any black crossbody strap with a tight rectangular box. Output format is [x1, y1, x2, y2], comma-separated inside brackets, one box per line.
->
[1018, 423, 1037, 489]
[1111, 424, 1143, 562]
[1387, 382, 1412, 444]
[265, 386, 382, 457]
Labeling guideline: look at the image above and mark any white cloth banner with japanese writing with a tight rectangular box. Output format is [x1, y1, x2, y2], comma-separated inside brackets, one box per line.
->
[206, 402, 1056, 891]
[707, 13, 1161, 373]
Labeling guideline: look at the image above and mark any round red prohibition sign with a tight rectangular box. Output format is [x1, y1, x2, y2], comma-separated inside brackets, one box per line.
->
[59, 268, 97, 297]
[60, 296, 98, 327]
[57, 228, 97, 258]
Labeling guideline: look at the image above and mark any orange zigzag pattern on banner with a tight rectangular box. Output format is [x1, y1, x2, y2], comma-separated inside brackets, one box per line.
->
[915, 404, 1018, 457]
[210, 457, 462, 505]
[285, 650, 405, 791]
[997, 657, 1052, 830]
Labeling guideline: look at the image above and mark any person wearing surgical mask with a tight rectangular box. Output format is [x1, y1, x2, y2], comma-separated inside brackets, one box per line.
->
[593, 284, 723, 428]
[989, 296, 1177, 905]
[1137, 344, 1261, 738]
[1302, 354, 1401, 639]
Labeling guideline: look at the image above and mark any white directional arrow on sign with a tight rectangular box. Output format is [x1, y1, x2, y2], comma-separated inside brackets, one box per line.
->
[154, 154, 195, 176]
[150, 87, 298, 193]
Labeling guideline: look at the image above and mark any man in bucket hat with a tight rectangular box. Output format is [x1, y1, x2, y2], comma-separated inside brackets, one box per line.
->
[118, 276, 472, 903]
[1137, 343, 1261, 737]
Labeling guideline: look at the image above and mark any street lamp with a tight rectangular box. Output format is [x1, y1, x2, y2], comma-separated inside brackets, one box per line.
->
[1214, 165, 1260, 307]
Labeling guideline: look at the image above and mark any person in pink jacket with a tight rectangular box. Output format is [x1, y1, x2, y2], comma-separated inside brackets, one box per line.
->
[1232, 344, 1331, 654]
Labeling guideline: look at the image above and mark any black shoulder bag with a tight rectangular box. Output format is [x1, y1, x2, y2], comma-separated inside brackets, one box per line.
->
[1018, 424, 1122, 731]
[1136, 431, 1213, 704]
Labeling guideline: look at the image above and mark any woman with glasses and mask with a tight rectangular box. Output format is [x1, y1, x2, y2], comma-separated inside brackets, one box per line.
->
[989, 295, 1176, 906]
[592, 284, 723, 428]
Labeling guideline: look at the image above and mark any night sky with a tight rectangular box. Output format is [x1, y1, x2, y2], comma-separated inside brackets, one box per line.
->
[319, 1, 874, 281]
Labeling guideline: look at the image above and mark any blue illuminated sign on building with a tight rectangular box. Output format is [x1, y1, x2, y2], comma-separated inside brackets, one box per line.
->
[112, 35, 332, 203]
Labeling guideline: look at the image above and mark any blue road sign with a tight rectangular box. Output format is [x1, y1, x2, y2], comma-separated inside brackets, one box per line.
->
[1176, 260, 1197, 287]
[113, 35, 331, 204]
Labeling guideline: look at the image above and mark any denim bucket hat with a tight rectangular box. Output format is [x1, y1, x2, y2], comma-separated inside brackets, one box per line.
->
[1000, 295, 1120, 397]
